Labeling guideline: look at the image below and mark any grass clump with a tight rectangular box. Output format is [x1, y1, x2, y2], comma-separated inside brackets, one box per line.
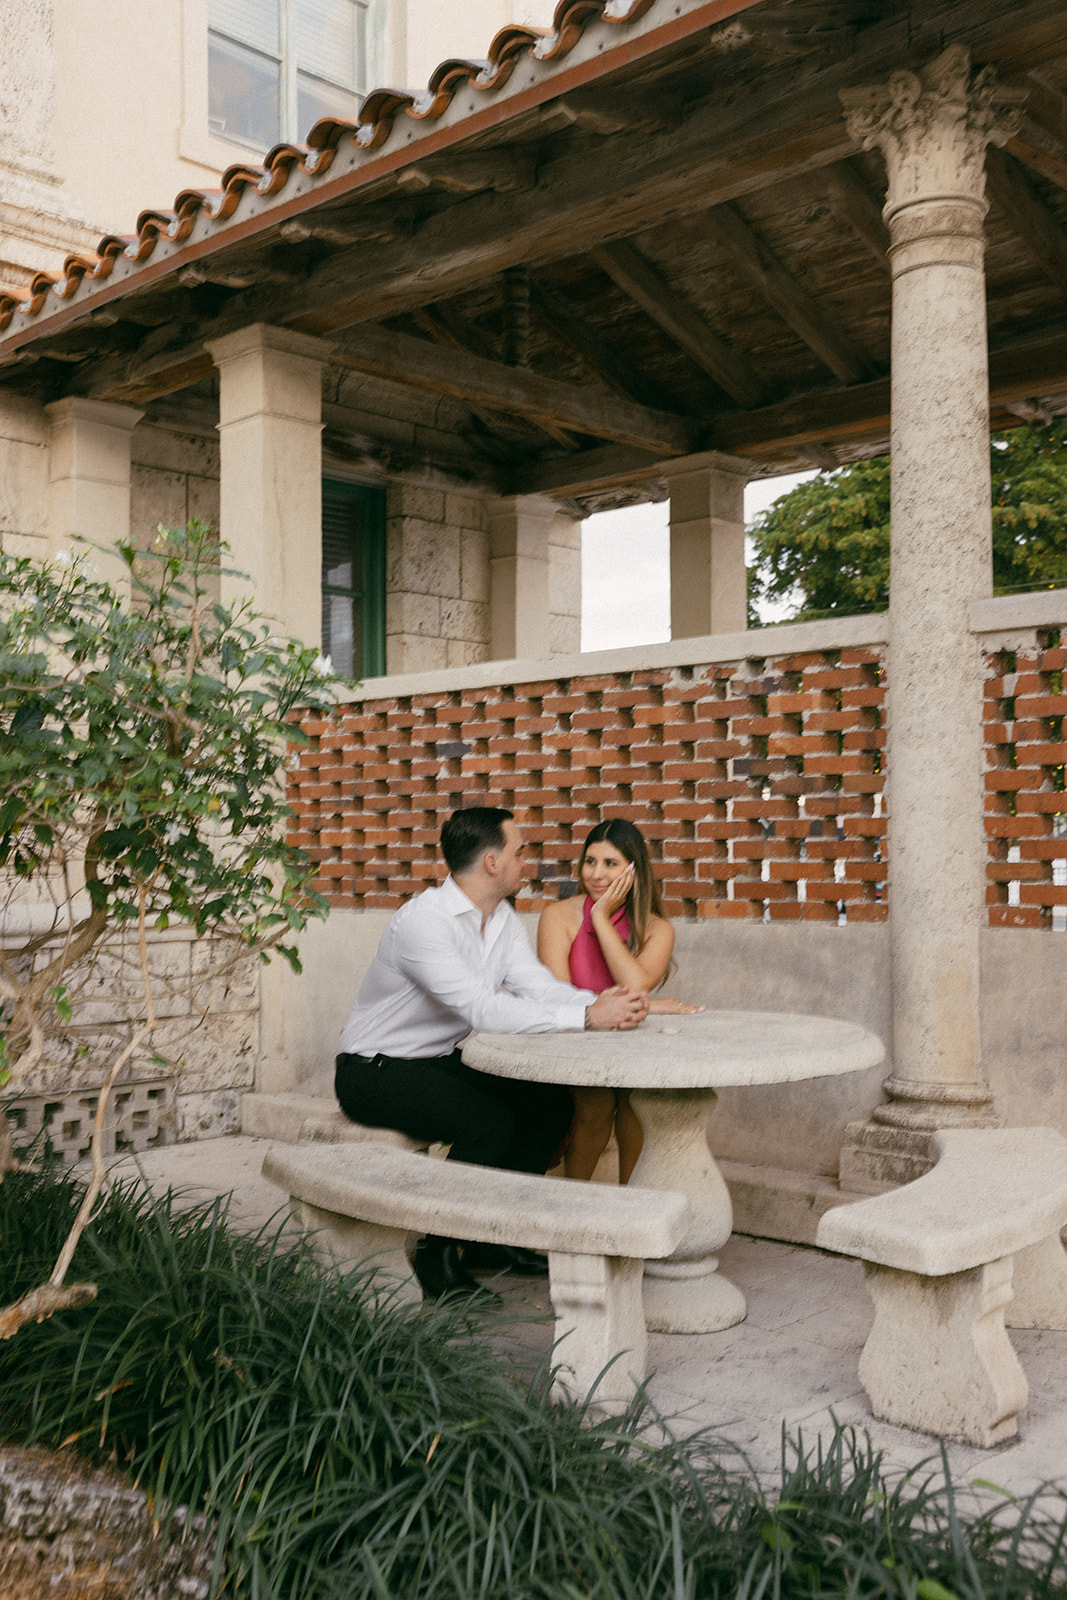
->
[1, 1162, 1066, 1599]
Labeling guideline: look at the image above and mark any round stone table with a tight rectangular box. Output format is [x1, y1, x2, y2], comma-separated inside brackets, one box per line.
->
[463, 1011, 885, 1335]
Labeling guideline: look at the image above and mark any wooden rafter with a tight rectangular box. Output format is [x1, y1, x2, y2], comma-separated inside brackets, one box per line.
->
[325, 324, 696, 456]
[590, 240, 761, 407]
[821, 160, 891, 273]
[231, 83, 861, 342]
[703, 200, 878, 384]
[986, 145, 1067, 293]
[529, 279, 676, 413]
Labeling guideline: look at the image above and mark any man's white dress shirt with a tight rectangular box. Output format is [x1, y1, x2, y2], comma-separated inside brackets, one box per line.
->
[338, 875, 596, 1059]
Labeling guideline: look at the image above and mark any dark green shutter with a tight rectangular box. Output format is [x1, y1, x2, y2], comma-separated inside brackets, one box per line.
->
[321, 479, 385, 678]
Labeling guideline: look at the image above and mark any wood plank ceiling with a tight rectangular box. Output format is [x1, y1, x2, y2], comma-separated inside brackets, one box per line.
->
[4, 0, 1067, 510]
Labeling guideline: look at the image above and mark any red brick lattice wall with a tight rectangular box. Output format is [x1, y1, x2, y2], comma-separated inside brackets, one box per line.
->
[289, 646, 890, 923]
[289, 632, 1067, 927]
[985, 630, 1067, 930]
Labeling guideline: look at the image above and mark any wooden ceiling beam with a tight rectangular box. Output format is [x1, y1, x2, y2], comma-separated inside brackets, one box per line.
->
[703, 201, 879, 384]
[590, 239, 761, 408]
[985, 146, 1067, 294]
[326, 324, 696, 456]
[394, 151, 536, 197]
[1007, 122, 1067, 192]
[511, 442, 664, 499]
[410, 305, 578, 454]
[236, 80, 865, 342]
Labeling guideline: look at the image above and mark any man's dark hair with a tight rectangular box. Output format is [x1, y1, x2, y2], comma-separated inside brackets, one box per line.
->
[441, 807, 514, 874]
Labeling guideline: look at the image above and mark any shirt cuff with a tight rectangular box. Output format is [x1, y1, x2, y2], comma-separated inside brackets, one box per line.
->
[561, 995, 596, 1031]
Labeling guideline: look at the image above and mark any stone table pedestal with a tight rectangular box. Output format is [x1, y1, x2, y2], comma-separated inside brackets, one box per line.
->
[465, 1011, 885, 1335]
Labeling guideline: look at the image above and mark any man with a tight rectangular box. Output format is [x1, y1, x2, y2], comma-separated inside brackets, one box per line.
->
[336, 805, 650, 1298]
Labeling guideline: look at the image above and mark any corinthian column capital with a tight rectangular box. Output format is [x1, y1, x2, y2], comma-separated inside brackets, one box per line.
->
[841, 44, 1025, 218]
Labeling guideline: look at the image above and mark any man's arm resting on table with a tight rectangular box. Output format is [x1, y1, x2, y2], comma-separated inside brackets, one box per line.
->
[585, 987, 651, 1031]
[396, 920, 594, 1034]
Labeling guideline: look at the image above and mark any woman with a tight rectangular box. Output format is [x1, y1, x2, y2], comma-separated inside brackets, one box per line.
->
[537, 818, 700, 1183]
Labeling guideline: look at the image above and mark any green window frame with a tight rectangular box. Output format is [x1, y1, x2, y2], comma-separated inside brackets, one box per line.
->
[321, 478, 386, 680]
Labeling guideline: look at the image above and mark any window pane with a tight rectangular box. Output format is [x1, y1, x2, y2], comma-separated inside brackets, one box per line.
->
[322, 515, 360, 590]
[209, 32, 281, 147]
[297, 73, 359, 138]
[208, 0, 280, 55]
[322, 592, 359, 680]
[294, 0, 363, 89]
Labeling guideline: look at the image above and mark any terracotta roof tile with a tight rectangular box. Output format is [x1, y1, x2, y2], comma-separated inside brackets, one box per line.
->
[0, 0, 663, 337]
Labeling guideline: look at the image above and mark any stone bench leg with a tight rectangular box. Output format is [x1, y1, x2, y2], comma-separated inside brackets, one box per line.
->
[858, 1256, 1028, 1447]
[1006, 1233, 1067, 1330]
[289, 1198, 422, 1308]
[547, 1253, 647, 1411]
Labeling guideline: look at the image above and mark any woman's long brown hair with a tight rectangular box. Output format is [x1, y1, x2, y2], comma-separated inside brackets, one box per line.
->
[576, 818, 669, 978]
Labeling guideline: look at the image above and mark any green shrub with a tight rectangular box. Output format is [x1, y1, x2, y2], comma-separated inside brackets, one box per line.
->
[1, 1164, 1066, 1599]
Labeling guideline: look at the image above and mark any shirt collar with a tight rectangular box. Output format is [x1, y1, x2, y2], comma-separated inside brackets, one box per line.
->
[440, 874, 509, 942]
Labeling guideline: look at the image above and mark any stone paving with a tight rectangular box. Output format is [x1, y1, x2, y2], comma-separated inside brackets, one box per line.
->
[109, 1135, 1067, 1506]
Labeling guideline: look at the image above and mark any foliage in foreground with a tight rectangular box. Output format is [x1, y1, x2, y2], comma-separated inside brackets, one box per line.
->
[748, 419, 1067, 621]
[0, 523, 337, 1094]
[1, 1164, 1067, 1600]
[0, 524, 340, 1330]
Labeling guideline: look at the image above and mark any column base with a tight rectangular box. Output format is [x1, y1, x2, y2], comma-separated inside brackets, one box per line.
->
[841, 1078, 1000, 1193]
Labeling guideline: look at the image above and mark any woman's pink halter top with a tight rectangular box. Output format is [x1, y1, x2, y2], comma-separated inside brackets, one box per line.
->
[568, 896, 631, 993]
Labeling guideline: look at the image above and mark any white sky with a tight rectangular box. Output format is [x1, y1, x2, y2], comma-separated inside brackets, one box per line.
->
[580, 471, 816, 651]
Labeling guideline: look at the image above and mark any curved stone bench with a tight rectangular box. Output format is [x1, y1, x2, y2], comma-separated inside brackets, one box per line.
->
[816, 1126, 1067, 1447]
[298, 1108, 429, 1151]
[262, 1140, 690, 1409]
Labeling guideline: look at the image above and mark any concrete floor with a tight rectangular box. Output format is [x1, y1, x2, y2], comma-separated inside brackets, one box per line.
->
[108, 1134, 1067, 1506]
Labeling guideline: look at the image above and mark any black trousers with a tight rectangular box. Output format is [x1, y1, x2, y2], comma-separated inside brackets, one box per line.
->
[334, 1048, 572, 1176]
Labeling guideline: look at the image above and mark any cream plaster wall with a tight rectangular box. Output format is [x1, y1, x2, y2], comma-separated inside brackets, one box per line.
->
[6, 2, 554, 269]
[388, 1, 556, 89]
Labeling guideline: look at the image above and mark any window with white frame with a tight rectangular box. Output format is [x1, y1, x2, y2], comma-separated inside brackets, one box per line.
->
[208, 0, 368, 151]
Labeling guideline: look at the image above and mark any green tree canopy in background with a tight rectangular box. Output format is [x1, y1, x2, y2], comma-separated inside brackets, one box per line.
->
[748, 419, 1067, 623]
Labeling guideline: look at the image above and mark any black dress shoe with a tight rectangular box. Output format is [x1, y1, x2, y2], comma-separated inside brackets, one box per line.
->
[413, 1236, 499, 1301]
[462, 1242, 550, 1277]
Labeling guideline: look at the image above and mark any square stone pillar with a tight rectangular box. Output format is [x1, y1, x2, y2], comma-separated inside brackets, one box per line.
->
[665, 450, 749, 639]
[44, 397, 143, 593]
[205, 324, 332, 647]
[548, 507, 582, 655]
[487, 494, 557, 660]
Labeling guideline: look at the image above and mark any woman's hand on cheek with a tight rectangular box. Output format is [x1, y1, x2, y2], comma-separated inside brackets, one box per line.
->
[593, 863, 634, 916]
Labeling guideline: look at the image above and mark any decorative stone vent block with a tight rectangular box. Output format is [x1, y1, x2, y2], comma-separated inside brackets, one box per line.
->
[3, 1078, 174, 1163]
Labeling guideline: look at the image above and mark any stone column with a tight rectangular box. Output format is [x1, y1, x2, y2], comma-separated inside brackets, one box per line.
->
[44, 397, 143, 593]
[205, 323, 331, 647]
[839, 47, 1025, 1188]
[665, 450, 749, 639]
[206, 324, 330, 1101]
[487, 493, 556, 660]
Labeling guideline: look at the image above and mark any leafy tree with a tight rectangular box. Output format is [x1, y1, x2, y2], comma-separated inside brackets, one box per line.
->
[749, 419, 1067, 622]
[0, 522, 338, 1335]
